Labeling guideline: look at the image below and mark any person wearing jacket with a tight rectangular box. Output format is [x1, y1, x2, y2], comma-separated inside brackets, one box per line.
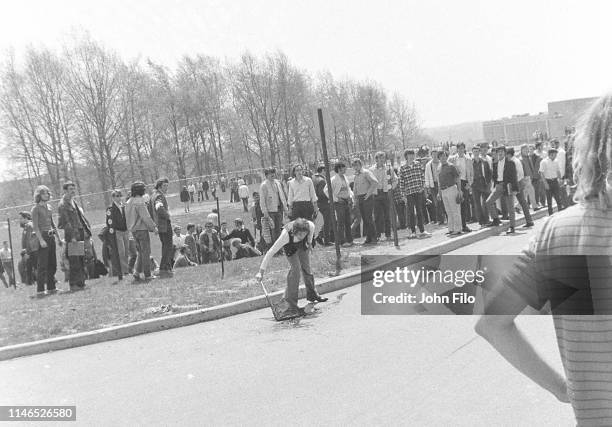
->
[485, 146, 519, 234]
[424, 148, 445, 225]
[180, 186, 190, 213]
[126, 181, 158, 281]
[106, 189, 130, 280]
[471, 145, 493, 226]
[448, 143, 474, 233]
[57, 181, 91, 290]
[151, 177, 173, 277]
[259, 167, 288, 245]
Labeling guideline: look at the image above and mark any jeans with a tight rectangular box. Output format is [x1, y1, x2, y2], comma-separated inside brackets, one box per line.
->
[373, 191, 391, 238]
[334, 200, 353, 244]
[357, 195, 376, 242]
[36, 233, 57, 292]
[472, 187, 491, 225]
[133, 230, 152, 278]
[290, 201, 314, 221]
[545, 179, 563, 216]
[284, 247, 318, 309]
[318, 202, 334, 244]
[486, 183, 516, 227]
[268, 211, 284, 244]
[115, 230, 130, 276]
[67, 228, 86, 288]
[406, 191, 425, 233]
[395, 201, 407, 229]
[520, 177, 537, 210]
[459, 180, 470, 228]
[159, 231, 174, 271]
[516, 183, 533, 224]
[242, 197, 249, 213]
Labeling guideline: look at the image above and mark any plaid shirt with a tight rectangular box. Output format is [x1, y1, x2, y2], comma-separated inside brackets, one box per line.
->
[399, 161, 425, 196]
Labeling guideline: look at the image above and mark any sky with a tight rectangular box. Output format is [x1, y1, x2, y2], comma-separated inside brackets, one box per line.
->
[1, 0, 611, 176]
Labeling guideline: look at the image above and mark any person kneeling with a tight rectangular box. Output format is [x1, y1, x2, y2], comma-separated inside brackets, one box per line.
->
[173, 246, 197, 268]
[255, 218, 327, 318]
[232, 238, 261, 260]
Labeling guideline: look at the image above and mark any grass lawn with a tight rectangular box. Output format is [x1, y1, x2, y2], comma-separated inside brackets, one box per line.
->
[0, 241, 365, 347]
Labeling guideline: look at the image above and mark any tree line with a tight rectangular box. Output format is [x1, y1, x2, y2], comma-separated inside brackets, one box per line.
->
[0, 33, 423, 206]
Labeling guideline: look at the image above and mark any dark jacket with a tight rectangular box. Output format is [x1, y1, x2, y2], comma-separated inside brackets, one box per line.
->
[222, 227, 255, 246]
[151, 189, 171, 233]
[180, 188, 190, 203]
[106, 203, 127, 233]
[471, 159, 492, 192]
[492, 159, 519, 193]
[21, 222, 38, 254]
[234, 244, 261, 260]
[57, 196, 91, 241]
[530, 153, 543, 180]
[202, 180, 209, 191]
[312, 173, 329, 204]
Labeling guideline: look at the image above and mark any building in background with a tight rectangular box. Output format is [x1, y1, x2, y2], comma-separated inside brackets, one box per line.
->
[482, 97, 597, 145]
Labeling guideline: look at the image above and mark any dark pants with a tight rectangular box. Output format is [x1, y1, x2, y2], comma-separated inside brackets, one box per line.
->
[429, 185, 446, 223]
[128, 239, 137, 273]
[284, 247, 318, 309]
[1, 261, 14, 285]
[533, 178, 546, 206]
[472, 187, 491, 225]
[459, 180, 470, 228]
[26, 252, 37, 285]
[291, 201, 314, 221]
[133, 230, 152, 278]
[318, 202, 334, 244]
[373, 191, 391, 238]
[159, 230, 174, 271]
[334, 200, 353, 244]
[242, 197, 249, 213]
[395, 201, 407, 229]
[197, 190, 204, 202]
[486, 183, 516, 227]
[545, 179, 563, 216]
[357, 195, 376, 242]
[269, 211, 284, 244]
[204, 190, 209, 200]
[36, 234, 57, 292]
[516, 185, 533, 224]
[67, 229, 86, 288]
[406, 192, 425, 233]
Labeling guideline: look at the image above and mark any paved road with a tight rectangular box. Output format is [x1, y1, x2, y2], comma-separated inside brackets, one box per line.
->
[1, 215, 575, 426]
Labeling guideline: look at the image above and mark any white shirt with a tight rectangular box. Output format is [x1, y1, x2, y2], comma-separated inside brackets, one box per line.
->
[172, 233, 185, 258]
[539, 158, 561, 180]
[287, 176, 316, 205]
[188, 184, 195, 193]
[453, 156, 468, 180]
[0, 248, 12, 262]
[238, 184, 249, 199]
[512, 157, 524, 182]
[556, 148, 566, 178]
[496, 159, 505, 182]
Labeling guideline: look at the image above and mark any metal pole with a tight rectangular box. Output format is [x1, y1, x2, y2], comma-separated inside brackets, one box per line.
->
[215, 197, 224, 279]
[317, 109, 341, 275]
[6, 215, 16, 288]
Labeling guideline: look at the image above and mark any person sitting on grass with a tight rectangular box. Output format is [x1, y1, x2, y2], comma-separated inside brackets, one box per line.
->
[222, 218, 255, 247]
[173, 246, 197, 268]
[231, 238, 261, 260]
[183, 223, 198, 263]
[219, 222, 232, 261]
[199, 221, 220, 264]
[255, 218, 328, 319]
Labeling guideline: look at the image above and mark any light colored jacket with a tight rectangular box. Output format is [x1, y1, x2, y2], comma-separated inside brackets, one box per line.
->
[448, 154, 474, 185]
[126, 196, 156, 232]
[259, 179, 287, 215]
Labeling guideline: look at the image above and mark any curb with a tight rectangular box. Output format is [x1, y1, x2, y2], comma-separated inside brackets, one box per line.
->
[0, 207, 552, 361]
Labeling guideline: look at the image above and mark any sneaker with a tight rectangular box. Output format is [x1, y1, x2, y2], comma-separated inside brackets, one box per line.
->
[450, 231, 463, 236]
[462, 227, 472, 233]
[419, 231, 432, 238]
[143, 276, 157, 281]
[409, 232, 417, 239]
[522, 222, 534, 228]
[506, 227, 515, 235]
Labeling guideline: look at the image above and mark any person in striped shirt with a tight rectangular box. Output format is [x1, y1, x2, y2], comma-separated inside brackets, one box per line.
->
[476, 94, 612, 424]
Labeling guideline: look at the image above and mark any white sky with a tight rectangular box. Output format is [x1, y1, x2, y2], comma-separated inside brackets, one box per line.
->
[0, 0, 611, 177]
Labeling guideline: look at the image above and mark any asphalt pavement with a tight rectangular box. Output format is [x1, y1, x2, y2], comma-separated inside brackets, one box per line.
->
[1, 215, 576, 426]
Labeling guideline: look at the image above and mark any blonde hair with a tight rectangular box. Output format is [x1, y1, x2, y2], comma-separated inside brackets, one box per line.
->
[572, 94, 612, 208]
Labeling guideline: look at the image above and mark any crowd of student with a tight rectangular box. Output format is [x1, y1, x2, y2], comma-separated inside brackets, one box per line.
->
[8, 133, 574, 298]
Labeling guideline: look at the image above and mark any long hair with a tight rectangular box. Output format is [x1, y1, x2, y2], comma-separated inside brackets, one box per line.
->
[572, 94, 612, 208]
[33, 185, 50, 204]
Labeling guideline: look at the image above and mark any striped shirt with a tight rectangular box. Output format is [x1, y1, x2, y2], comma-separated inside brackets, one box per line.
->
[503, 204, 612, 424]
